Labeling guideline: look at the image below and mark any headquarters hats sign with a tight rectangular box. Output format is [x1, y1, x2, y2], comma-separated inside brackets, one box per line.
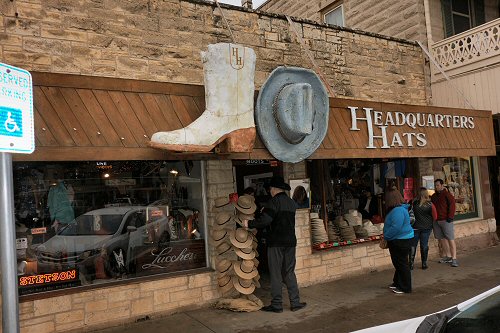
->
[0, 63, 34, 154]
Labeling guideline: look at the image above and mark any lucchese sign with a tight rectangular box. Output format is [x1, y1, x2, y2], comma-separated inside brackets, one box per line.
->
[348, 106, 476, 149]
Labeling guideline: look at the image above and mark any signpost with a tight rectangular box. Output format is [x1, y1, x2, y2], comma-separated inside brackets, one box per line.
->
[0, 62, 34, 333]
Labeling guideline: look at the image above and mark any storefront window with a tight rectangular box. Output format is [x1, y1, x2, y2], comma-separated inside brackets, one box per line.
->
[14, 160, 207, 296]
[418, 157, 477, 220]
[308, 157, 478, 250]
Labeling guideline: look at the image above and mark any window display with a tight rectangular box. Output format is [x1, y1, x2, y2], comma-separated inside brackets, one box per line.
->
[14, 160, 207, 295]
[307, 157, 478, 250]
[418, 157, 477, 218]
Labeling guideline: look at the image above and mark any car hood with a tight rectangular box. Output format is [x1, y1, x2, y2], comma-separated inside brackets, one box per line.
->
[37, 234, 114, 254]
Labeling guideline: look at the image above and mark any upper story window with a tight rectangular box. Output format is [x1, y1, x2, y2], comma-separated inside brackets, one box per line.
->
[442, 0, 485, 37]
[324, 4, 344, 27]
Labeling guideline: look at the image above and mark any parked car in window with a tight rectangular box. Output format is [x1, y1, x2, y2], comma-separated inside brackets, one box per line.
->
[352, 285, 500, 333]
[35, 206, 172, 283]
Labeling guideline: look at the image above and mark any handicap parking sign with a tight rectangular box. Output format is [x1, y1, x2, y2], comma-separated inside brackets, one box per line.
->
[0, 63, 34, 153]
[0, 106, 23, 138]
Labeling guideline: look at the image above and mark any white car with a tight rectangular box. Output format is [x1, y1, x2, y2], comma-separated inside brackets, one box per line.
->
[36, 206, 172, 280]
[352, 284, 500, 333]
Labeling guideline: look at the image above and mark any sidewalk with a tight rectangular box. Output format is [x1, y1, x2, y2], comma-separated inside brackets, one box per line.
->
[94, 245, 500, 333]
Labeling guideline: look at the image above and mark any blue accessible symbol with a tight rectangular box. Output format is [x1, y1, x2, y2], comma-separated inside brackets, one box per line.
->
[0, 106, 23, 138]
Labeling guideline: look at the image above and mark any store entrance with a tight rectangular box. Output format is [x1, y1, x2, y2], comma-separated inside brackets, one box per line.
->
[232, 159, 283, 277]
[488, 117, 500, 237]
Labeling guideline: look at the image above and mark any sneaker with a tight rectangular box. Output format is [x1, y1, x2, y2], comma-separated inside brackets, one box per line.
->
[438, 256, 452, 263]
[392, 288, 405, 294]
[451, 259, 459, 267]
[389, 284, 397, 290]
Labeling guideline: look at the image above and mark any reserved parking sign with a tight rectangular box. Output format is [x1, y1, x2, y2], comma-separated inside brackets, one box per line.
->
[0, 63, 34, 154]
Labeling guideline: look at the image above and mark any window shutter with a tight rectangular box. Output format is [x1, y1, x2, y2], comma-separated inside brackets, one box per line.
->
[441, 0, 453, 37]
[474, 0, 485, 26]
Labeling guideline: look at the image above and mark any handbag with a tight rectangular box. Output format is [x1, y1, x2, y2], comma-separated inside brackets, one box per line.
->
[379, 239, 388, 249]
[409, 207, 416, 227]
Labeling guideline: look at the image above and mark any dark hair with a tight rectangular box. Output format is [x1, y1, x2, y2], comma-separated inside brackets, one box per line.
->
[435, 178, 444, 185]
[292, 185, 308, 204]
[384, 187, 404, 210]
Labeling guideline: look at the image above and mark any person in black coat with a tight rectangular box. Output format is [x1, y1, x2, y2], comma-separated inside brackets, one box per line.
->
[243, 176, 306, 313]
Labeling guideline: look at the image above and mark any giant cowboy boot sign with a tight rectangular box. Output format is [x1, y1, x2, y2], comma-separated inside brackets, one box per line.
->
[150, 43, 256, 153]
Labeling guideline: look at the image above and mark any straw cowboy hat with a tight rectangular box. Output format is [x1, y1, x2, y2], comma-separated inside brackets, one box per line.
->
[235, 246, 256, 260]
[214, 196, 231, 208]
[236, 211, 255, 222]
[218, 274, 234, 295]
[232, 195, 257, 214]
[253, 274, 261, 289]
[229, 228, 253, 249]
[216, 241, 232, 256]
[232, 276, 256, 295]
[213, 212, 232, 230]
[216, 258, 233, 277]
[255, 66, 329, 163]
[211, 229, 230, 245]
[233, 259, 258, 280]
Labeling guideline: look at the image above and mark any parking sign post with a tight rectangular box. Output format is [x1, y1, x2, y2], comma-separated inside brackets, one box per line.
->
[0, 62, 34, 333]
[0, 152, 20, 333]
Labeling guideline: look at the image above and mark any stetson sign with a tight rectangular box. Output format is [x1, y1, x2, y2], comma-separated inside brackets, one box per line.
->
[132, 239, 206, 276]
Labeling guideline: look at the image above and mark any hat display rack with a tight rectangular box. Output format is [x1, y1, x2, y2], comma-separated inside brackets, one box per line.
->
[314, 210, 385, 251]
[211, 195, 263, 311]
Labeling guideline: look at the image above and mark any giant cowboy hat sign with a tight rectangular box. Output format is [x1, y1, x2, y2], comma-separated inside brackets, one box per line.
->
[256, 66, 329, 163]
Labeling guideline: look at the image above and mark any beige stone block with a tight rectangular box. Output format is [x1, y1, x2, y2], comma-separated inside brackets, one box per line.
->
[89, 33, 128, 52]
[55, 310, 84, 324]
[23, 37, 72, 55]
[265, 40, 289, 51]
[40, 26, 88, 42]
[84, 299, 107, 312]
[107, 288, 141, 303]
[20, 321, 54, 333]
[202, 289, 219, 301]
[52, 55, 91, 74]
[85, 305, 130, 324]
[303, 256, 322, 268]
[188, 273, 212, 288]
[153, 290, 171, 305]
[20, 314, 53, 327]
[5, 18, 40, 37]
[352, 246, 367, 259]
[154, 300, 180, 313]
[116, 56, 148, 72]
[131, 297, 154, 316]
[0, 33, 23, 47]
[141, 276, 188, 292]
[33, 296, 71, 316]
[170, 288, 202, 302]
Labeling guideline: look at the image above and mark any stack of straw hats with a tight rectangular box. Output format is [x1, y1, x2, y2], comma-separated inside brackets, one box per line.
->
[344, 210, 362, 226]
[212, 195, 260, 296]
[310, 213, 328, 245]
[327, 221, 341, 242]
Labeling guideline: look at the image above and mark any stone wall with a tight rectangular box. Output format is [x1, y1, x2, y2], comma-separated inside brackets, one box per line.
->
[0, 0, 430, 332]
[1, 0, 427, 105]
[260, 0, 428, 42]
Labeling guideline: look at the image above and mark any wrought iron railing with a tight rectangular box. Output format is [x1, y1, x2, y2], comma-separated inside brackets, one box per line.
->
[431, 18, 500, 72]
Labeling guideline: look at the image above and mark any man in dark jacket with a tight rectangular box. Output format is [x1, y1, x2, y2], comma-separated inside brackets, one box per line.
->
[431, 179, 457, 267]
[244, 176, 306, 313]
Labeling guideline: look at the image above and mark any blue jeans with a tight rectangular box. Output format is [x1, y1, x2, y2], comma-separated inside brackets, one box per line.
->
[412, 229, 432, 252]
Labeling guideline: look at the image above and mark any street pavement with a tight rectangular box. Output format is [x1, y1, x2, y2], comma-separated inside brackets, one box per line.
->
[94, 244, 500, 333]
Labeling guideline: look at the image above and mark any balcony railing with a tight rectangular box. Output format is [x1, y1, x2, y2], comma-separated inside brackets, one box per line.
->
[431, 18, 500, 72]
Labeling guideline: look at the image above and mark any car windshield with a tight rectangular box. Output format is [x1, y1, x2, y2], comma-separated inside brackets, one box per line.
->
[59, 214, 124, 236]
[445, 290, 500, 333]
